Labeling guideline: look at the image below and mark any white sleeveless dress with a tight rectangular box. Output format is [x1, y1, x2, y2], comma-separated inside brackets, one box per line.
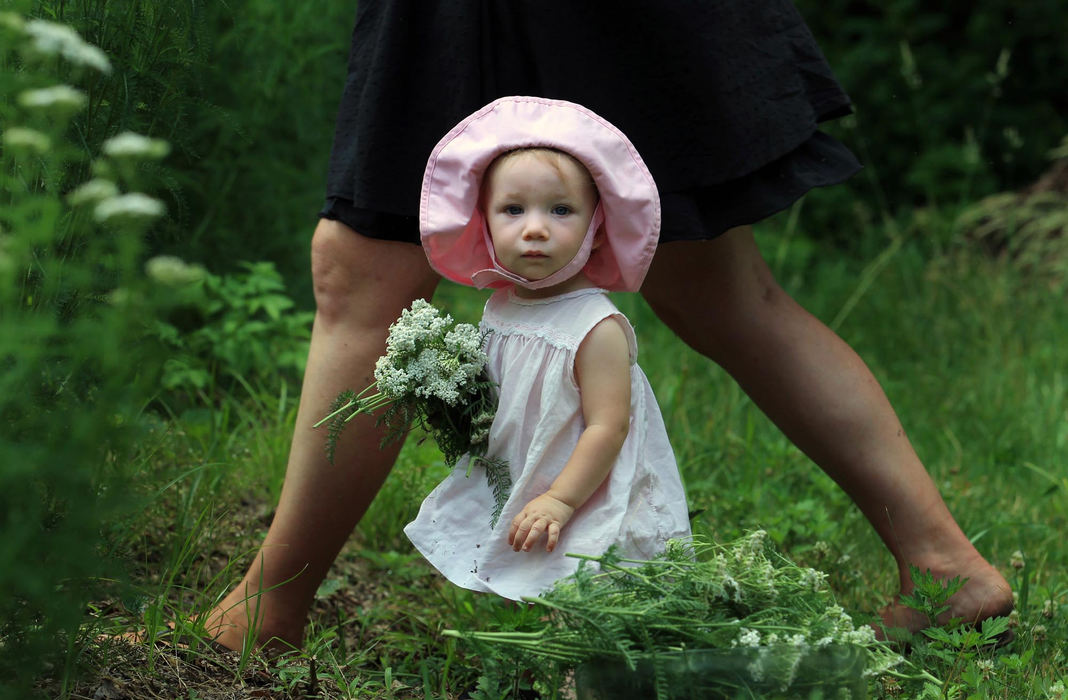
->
[404, 287, 690, 601]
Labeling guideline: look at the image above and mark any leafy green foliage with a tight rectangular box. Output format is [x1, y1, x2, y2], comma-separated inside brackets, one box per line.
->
[792, 1, 1067, 249]
[324, 389, 357, 466]
[0, 11, 174, 694]
[150, 260, 312, 403]
[898, 566, 968, 628]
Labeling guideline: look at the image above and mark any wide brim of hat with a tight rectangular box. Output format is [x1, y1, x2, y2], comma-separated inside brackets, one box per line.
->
[420, 96, 661, 292]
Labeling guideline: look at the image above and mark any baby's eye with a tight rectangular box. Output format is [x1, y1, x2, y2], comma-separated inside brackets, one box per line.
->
[504, 205, 523, 215]
[551, 205, 572, 216]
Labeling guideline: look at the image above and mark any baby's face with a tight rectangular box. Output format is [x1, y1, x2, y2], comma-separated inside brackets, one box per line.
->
[483, 150, 598, 289]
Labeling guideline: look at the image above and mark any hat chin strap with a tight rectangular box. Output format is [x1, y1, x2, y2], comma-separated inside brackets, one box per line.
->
[471, 203, 605, 290]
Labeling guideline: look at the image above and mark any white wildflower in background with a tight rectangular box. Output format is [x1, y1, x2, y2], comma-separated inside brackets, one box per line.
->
[107, 288, 131, 307]
[1009, 550, 1025, 570]
[1049, 680, 1066, 700]
[1042, 598, 1054, 619]
[24, 19, 111, 73]
[17, 85, 87, 115]
[975, 658, 995, 681]
[145, 256, 205, 287]
[102, 131, 171, 160]
[94, 193, 165, 224]
[67, 178, 120, 206]
[2, 126, 52, 154]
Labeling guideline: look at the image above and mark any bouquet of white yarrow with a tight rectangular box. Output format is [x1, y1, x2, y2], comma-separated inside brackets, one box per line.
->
[315, 299, 511, 526]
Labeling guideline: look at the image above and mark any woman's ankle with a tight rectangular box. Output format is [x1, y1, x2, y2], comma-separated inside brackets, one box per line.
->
[203, 585, 306, 652]
[883, 549, 1013, 634]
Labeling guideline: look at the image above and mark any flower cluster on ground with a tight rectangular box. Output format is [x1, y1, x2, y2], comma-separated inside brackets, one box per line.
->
[446, 532, 920, 698]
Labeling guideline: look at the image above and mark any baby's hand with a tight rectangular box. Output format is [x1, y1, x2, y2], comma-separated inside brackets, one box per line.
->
[508, 493, 575, 553]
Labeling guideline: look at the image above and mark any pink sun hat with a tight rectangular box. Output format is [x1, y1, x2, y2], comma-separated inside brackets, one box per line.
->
[420, 96, 661, 292]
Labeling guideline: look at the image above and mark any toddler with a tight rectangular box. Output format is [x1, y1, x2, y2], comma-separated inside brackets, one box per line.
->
[404, 96, 691, 600]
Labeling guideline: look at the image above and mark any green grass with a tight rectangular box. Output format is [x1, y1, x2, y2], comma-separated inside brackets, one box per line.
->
[41, 220, 1068, 699]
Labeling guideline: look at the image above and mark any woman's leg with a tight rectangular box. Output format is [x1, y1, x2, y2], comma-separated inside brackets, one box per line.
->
[640, 227, 1012, 632]
[203, 219, 440, 651]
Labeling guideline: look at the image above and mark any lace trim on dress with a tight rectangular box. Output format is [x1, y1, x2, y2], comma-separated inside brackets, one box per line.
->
[480, 320, 580, 351]
[504, 286, 608, 306]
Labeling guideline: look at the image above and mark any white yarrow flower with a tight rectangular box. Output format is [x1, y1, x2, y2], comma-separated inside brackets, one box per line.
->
[844, 626, 876, 644]
[801, 567, 827, 592]
[17, 84, 87, 113]
[2, 126, 51, 154]
[736, 628, 761, 648]
[67, 178, 120, 206]
[24, 19, 111, 73]
[94, 193, 165, 223]
[145, 256, 205, 286]
[102, 131, 171, 160]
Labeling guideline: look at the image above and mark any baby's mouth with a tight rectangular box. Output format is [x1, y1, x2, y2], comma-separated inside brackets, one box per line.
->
[521, 251, 549, 258]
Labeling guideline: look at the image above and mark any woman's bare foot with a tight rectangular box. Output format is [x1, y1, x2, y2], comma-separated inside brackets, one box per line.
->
[200, 581, 306, 653]
[878, 551, 1013, 640]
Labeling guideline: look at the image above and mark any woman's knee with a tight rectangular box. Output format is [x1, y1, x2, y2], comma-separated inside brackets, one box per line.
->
[309, 219, 438, 327]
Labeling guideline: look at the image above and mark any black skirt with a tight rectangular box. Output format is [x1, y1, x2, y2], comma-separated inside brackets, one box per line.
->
[322, 1, 861, 244]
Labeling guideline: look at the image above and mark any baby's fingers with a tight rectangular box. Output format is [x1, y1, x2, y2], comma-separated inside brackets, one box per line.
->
[544, 522, 561, 552]
[508, 513, 522, 546]
[509, 513, 534, 550]
[518, 517, 550, 552]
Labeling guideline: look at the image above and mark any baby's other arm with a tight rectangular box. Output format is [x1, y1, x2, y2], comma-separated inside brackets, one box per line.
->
[508, 317, 631, 552]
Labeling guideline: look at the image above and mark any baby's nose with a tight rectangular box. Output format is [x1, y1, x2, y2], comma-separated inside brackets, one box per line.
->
[521, 214, 550, 239]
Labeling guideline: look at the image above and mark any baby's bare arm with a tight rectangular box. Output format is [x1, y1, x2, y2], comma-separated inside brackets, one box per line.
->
[508, 317, 631, 552]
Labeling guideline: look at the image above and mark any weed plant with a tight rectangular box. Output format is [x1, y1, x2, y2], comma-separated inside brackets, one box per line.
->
[0, 9, 181, 695]
[151, 259, 313, 409]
